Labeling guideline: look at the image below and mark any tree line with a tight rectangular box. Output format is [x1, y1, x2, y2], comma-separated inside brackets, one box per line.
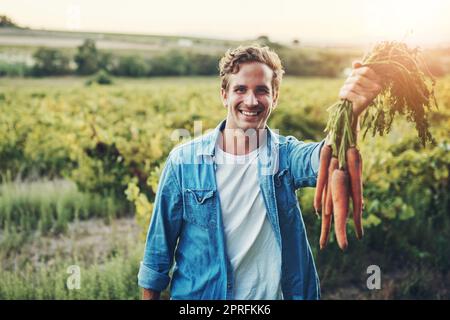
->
[0, 39, 362, 78]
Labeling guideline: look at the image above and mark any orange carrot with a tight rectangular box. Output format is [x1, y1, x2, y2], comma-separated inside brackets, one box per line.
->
[320, 183, 332, 250]
[314, 145, 332, 215]
[325, 157, 339, 217]
[360, 153, 365, 212]
[346, 147, 364, 239]
[331, 168, 349, 250]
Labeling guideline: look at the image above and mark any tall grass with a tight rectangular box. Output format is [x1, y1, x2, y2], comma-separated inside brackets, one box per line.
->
[0, 236, 142, 299]
[0, 178, 143, 299]
[0, 179, 128, 237]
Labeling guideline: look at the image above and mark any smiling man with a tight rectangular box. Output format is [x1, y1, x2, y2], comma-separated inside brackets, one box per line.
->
[138, 45, 381, 300]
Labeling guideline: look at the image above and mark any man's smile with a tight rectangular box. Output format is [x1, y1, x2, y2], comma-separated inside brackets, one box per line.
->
[239, 109, 262, 114]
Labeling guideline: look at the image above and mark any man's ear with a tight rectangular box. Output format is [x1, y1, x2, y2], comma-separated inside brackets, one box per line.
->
[272, 91, 279, 109]
[220, 87, 228, 108]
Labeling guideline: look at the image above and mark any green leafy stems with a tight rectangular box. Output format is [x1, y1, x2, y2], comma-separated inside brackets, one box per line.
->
[324, 41, 438, 170]
[325, 99, 357, 170]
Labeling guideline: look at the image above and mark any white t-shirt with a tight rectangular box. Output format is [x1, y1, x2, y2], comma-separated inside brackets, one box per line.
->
[214, 142, 282, 300]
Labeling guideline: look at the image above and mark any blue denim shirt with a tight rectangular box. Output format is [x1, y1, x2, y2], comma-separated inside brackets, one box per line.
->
[138, 120, 325, 300]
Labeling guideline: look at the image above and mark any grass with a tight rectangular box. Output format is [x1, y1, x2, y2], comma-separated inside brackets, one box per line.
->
[0, 179, 128, 239]
[0, 216, 143, 299]
[0, 178, 143, 299]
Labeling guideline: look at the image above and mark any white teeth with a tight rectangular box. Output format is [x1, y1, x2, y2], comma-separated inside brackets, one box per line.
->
[241, 111, 258, 116]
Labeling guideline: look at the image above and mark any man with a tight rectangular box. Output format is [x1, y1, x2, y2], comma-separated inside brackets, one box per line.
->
[138, 45, 381, 300]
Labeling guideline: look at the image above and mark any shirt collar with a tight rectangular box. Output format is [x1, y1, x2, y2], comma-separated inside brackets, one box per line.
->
[196, 119, 280, 157]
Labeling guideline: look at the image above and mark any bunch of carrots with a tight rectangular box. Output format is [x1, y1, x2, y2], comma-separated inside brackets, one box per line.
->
[315, 41, 437, 251]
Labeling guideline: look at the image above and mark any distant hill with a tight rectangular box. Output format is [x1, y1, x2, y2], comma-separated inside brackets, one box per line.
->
[0, 26, 245, 54]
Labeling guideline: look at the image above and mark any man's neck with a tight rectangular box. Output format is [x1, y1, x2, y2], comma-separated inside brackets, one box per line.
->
[219, 127, 267, 155]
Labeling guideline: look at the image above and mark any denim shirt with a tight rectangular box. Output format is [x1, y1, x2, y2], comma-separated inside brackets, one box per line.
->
[138, 120, 325, 300]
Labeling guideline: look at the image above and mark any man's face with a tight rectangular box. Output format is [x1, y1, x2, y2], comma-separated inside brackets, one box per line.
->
[221, 62, 278, 131]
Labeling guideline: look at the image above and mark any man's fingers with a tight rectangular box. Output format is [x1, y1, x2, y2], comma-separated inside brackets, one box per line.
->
[351, 66, 381, 84]
[343, 75, 381, 92]
[339, 89, 371, 115]
[339, 83, 375, 100]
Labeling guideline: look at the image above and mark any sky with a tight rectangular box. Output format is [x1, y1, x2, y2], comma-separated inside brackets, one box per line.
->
[1, 0, 450, 46]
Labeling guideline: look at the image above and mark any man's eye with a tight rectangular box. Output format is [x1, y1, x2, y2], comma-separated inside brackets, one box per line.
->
[257, 88, 269, 94]
[235, 87, 245, 93]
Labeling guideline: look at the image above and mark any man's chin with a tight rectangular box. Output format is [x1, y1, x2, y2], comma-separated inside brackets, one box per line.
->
[237, 121, 264, 132]
[226, 114, 266, 131]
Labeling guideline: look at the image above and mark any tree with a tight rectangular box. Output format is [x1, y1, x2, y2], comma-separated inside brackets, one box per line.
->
[114, 55, 150, 77]
[256, 35, 270, 45]
[255, 35, 284, 50]
[0, 15, 18, 28]
[149, 50, 189, 76]
[74, 39, 99, 75]
[32, 48, 71, 76]
[188, 53, 219, 75]
[98, 51, 114, 73]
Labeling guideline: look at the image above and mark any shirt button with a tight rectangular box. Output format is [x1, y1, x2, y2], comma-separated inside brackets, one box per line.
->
[227, 283, 232, 289]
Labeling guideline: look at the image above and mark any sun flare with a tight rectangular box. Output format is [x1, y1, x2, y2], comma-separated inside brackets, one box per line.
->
[363, 0, 447, 45]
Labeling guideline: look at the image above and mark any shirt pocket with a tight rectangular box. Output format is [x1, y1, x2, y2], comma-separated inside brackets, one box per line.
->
[274, 168, 298, 210]
[183, 188, 217, 230]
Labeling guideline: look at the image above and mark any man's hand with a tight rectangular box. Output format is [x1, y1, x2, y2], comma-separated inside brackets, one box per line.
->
[339, 61, 382, 117]
[142, 288, 161, 300]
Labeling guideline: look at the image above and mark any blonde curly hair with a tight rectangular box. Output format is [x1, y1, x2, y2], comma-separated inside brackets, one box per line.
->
[219, 45, 285, 95]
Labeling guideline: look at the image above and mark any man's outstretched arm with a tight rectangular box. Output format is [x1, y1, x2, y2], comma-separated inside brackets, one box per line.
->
[288, 61, 382, 189]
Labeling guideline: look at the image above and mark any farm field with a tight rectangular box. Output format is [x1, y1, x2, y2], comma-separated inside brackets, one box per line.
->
[0, 75, 449, 299]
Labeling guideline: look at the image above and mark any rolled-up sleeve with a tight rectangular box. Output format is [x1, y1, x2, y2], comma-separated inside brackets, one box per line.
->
[288, 137, 325, 189]
[137, 153, 183, 292]
[138, 262, 171, 292]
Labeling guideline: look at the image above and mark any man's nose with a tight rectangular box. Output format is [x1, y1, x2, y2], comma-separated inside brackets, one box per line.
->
[244, 91, 258, 107]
